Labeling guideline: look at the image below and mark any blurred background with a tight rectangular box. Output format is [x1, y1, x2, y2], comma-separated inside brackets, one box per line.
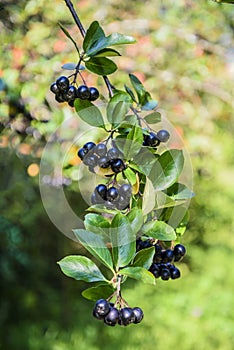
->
[1, 0, 234, 349]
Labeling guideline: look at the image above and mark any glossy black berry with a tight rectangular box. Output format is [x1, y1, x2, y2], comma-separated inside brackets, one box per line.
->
[161, 249, 174, 263]
[55, 93, 66, 103]
[92, 309, 103, 320]
[143, 132, 160, 147]
[107, 147, 120, 159]
[56, 76, 70, 92]
[77, 85, 90, 100]
[89, 87, 100, 101]
[94, 299, 110, 317]
[77, 148, 86, 160]
[83, 154, 98, 167]
[173, 244, 186, 262]
[157, 129, 170, 143]
[107, 187, 118, 201]
[95, 184, 107, 200]
[104, 307, 119, 326]
[83, 142, 96, 153]
[94, 143, 107, 157]
[50, 82, 60, 94]
[91, 192, 104, 205]
[132, 307, 144, 324]
[119, 307, 135, 326]
[161, 268, 171, 280]
[110, 158, 125, 173]
[119, 184, 132, 198]
[116, 196, 130, 210]
[98, 156, 110, 168]
[170, 266, 181, 279]
[149, 263, 161, 278]
[64, 85, 77, 101]
[153, 244, 162, 262]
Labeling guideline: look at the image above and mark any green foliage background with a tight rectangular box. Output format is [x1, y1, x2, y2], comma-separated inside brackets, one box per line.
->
[0, 0, 234, 349]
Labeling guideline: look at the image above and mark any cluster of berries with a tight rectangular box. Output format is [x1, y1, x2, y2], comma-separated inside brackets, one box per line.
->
[137, 239, 186, 281]
[92, 183, 132, 210]
[93, 299, 144, 327]
[143, 129, 170, 148]
[77, 141, 126, 174]
[50, 76, 99, 106]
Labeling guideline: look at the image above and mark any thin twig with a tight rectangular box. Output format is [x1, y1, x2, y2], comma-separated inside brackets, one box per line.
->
[64, 0, 115, 98]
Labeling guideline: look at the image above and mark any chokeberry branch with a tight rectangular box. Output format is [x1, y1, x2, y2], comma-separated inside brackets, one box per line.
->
[64, 0, 115, 98]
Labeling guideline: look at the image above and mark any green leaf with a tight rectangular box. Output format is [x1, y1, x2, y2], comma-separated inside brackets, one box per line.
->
[57, 255, 107, 282]
[59, 23, 80, 55]
[142, 178, 155, 215]
[94, 48, 121, 57]
[142, 100, 158, 111]
[85, 57, 117, 75]
[73, 229, 114, 271]
[144, 111, 161, 124]
[84, 213, 110, 237]
[82, 284, 114, 301]
[110, 213, 136, 268]
[86, 33, 136, 57]
[74, 99, 105, 128]
[107, 95, 130, 127]
[127, 208, 144, 233]
[132, 246, 155, 269]
[132, 147, 156, 176]
[149, 149, 184, 190]
[123, 167, 137, 186]
[120, 266, 155, 285]
[164, 183, 195, 200]
[155, 191, 177, 209]
[141, 221, 176, 241]
[83, 21, 105, 52]
[124, 125, 143, 159]
[124, 84, 137, 103]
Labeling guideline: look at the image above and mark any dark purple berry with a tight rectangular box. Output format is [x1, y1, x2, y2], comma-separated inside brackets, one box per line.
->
[119, 307, 135, 326]
[104, 307, 119, 326]
[119, 183, 132, 198]
[83, 142, 96, 153]
[98, 156, 110, 168]
[91, 192, 104, 205]
[173, 244, 186, 262]
[110, 158, 125, 173]
[56, 76, 70, 92]
[170, 266, 181, 279]
[77, 85, 90, 100]
[64, 85, 77, 101]
[149, 263, 161, 278]
[143, 132, 160, 147]
[94, 143, 107, 157]
[116, 196, 130, 210]
[68, 100, 75, 107]
[92, 309, 103, 320]
[161, 268, 171, 280]
[132, 307, 144, 324]
[77, 148, 86, 160]
[107, 147, 120, 159]
[83, 154, 98, 167]
[89, 87, 100, 101]
[161, 249, 174, 263]
[95, 184, 107, 200]
[106, 187, 118, 201]
[153, 244, 162, 262]
[50, 82, 60, 94]
[94, 299, 110, 317]
[55, 93, 66, 103]
[157, 129, 170, 143]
